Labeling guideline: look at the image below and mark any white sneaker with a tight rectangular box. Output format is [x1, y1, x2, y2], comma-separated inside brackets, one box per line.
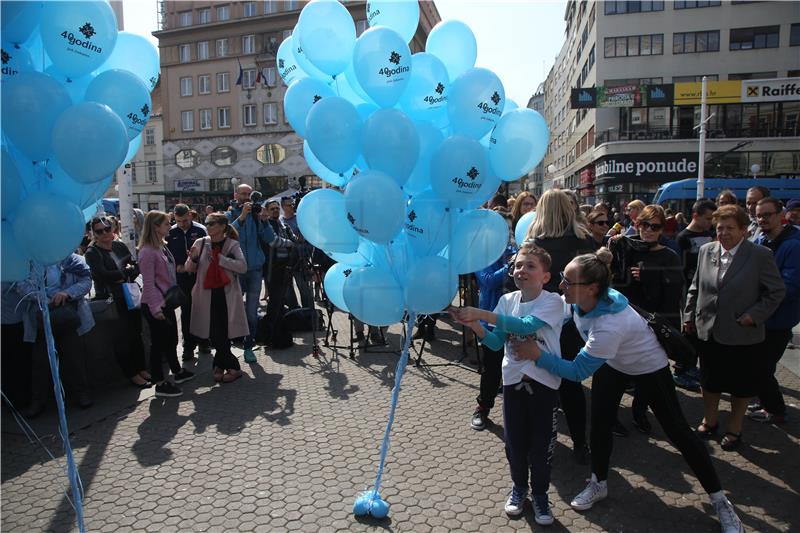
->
[504, 486, 528, 517]
[714, 497, 744, 533]
[570, 474, 608, 511]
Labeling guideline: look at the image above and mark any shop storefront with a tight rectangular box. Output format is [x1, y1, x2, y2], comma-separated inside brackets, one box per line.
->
[594, 152, 699, 205]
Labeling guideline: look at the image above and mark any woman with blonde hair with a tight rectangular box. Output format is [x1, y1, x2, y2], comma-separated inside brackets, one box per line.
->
[139, 211, 194, 398]
[511, 191, 537, 232]
[524, 189, 595, 463]
[186, 213, 249, 383]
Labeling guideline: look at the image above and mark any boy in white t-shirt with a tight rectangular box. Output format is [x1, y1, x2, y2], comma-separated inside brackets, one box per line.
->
[451, 243, 567, 526]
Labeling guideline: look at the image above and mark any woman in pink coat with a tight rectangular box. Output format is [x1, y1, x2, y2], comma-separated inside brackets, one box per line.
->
[186, 212, 249, 383]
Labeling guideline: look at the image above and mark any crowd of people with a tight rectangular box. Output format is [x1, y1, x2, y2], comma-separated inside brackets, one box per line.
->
[450, 185, 797, 532]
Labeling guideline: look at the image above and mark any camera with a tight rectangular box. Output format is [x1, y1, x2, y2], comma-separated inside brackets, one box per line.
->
[250, 190, 263, 215]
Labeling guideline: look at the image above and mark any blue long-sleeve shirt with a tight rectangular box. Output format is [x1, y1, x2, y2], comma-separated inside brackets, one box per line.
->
[227, 207, 291, 271]
[536, 348, 606, 382]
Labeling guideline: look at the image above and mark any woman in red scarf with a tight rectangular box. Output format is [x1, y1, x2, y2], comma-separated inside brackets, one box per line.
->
[186, 213, 249, 382]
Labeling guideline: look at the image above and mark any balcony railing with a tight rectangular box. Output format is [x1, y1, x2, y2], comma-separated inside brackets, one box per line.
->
[595, 125, 799, 147]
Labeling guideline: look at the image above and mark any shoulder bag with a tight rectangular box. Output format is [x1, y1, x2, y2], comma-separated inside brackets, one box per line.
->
[630, 303, 695, 367]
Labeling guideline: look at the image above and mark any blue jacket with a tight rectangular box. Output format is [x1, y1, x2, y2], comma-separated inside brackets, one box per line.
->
[15, 254, 95, 343]
[227, 207, 291, 272]
[757, 225, 800, 330]
[474, 244, 515, 330]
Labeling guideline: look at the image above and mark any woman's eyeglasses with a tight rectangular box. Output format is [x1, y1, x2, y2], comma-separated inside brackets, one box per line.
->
[93, 226, 113, 235]
[639, 221, 663, 231]
[559, 272, 591, 289]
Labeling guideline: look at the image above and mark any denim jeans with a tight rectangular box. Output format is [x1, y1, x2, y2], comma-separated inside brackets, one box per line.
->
[239, 269, 263, 348]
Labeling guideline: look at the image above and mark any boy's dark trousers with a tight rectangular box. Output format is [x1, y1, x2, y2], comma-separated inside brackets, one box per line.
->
[503, 377, 559, 496]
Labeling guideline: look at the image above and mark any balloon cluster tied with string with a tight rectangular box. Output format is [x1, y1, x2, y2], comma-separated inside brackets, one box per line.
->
[285, 0, 549, 519]
[1, 3, 159, 531]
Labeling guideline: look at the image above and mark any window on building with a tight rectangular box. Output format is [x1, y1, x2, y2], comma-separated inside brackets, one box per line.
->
[284, 0, 299, 11]
[180, 76, 193, 97]
[264, 66, 277, 87]
[199, 8, 210, 24]
[730, 26, 780, 50]
[130, 163, 137, 182]
[356, 20, 368, 37]
[673, 30, 720, 54]
[216, 72, 230, 93]
[242, 35, 256, 55]
[263, 103, 278, 124]
[216, 38, 229, 57]
[729, 72, 778, 80]
[147, 161, 157, 182]
[176, 149, 198, 168]
[209, 178, 234, 192]
[588, 3, 595, 29]
[256, 143, 286, 164]
[604, 34, 663, 57]
[181, 111, 194, 132]
[178, 11, 192, 27]
[244, 2, 257, 17]
[791, 23, 800, 46]
[674, 1, 721, 8]
[216, 5, 230, 21]
[242, 68, 256, 89]
[199, 108, 212, 130]
[144, 128, 155, 146]
[198, 74, 210, 95]
[243, 104, 257, 126]
[179, 44, 191, 63]
[789, 70, 800, 78]
[604, 1, 664, 15]
[197, 41, 209, 60]
[588, 44, 595, 69]
[212, 146, 237, 166]
[672, 74, 719, 82]
[265, 1, 277, 14]
[218, 107, 231, 128]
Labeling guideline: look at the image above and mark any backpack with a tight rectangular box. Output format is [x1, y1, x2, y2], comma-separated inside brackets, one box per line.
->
[256, 313, 294, 349]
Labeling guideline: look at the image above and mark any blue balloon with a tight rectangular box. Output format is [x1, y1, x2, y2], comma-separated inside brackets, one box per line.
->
[44, 65, 95, 103]
[425, 21, 476, 81]
[367, 0, 420, 44]
[405, 256, 458, 314]
[353, 26, 412, 108]
[490, 108, 550, 181]
[403, 121, 444, 196]
[405, 189, 452, 257]
[323, 262, 352, 312]
[326, 238, 379, 267]
[355, 102, 379, 123]
[448, 68, 505, 140]
[448, 209, 509, 274]
[1, 43, 34, 84]
[362, 108, 419, 187]
[296, 188, 359, 253]
[515, 211, 537, 246]
[370, 497, 390, 519]
[44, 162, 113, 209]
[330, 74, 368, 106]
[303, 140, 357, 188]
[343, 266, 405, 326]
[14, 194, 85, 265]
[96, 31, 160, 91]
[291, 26, 333, 83]
[398, 53, 449, 127]
[52, 102, 128, 184]
[284, 76, 335, 137]
[1, 221, 31, 281]
[1, 71, 72, 161]
[344, 170, 405, 244]
[297, 0, 355, 76]
[1, 146, 24, 220]
[503, 98, 519, 116]
[465, 168, 502, 210]
[1, 1, 42, 45]
[276, 36, 306, 86]
[353, 490, 389, 518]
[85, 69, 152, 140]
[343, 59, 372, 103]
[124, 134, 142, 165]
[23, 29, 51, 72]
[40, 1, 118, 78]
[430, 135, 490, 209]
[305, 96, 363, 173]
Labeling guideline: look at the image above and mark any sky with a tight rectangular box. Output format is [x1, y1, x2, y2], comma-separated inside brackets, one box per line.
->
[122, 0, 567, 106]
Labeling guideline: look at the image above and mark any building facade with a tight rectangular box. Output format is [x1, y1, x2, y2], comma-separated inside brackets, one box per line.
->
[153, 0, 440, 210]
[526, 83, 546, 198]
[544, 0, 800, 208]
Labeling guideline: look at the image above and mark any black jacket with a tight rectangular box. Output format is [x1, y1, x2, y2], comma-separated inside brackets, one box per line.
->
[84, 241, 139, 312]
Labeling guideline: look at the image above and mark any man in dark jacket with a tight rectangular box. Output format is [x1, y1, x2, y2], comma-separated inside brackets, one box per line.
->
[750, 197, 800, 424]
[166, 204, 207, 361]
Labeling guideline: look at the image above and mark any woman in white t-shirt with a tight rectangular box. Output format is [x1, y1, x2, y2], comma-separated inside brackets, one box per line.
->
[517, 249, 744, 533]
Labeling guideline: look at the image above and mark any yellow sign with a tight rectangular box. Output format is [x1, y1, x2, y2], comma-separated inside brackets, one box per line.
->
[674, 80, 742, 105]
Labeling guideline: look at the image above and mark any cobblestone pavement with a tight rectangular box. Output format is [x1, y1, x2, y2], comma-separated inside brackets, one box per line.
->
[2, 309, 799, 532]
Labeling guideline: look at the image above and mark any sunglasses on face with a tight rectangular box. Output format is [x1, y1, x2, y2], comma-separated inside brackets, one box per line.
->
[639, 221, 663, 231]
[592, 220, 609, 226]
[93, 226, 113, 235]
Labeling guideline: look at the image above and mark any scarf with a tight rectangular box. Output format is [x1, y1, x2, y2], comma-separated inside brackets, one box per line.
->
[204, 240, 231, 289]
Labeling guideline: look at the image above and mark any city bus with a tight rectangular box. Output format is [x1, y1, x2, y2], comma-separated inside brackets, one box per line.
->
[653, 178, 800, 212]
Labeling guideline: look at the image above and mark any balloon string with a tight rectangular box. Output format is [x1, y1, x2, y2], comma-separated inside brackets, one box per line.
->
[34, 263, 86, 533]
[372, 311, 415, 494]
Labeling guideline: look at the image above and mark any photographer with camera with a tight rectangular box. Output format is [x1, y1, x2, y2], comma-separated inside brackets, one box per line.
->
[280, 196, 314, 310]
[227, 184, 293, 362]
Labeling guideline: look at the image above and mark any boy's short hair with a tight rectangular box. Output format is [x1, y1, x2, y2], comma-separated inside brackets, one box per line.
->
[516, 242, 552, 271]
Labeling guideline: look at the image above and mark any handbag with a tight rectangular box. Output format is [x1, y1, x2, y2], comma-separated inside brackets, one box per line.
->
[39, 301, 81, 336]
[89, 296, 119, 322]
[630, 303, 696, 367]
[161, 285, 187, 311]
[122, 282, 142, 310]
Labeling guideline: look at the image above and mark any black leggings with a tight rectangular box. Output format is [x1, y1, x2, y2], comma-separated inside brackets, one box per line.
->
[559, 321, 587, 448]
[210, 288, 239, 371]
[476, 345, 503, 411]
[142, 306, 181, 383]
[590, 364, 721, 494]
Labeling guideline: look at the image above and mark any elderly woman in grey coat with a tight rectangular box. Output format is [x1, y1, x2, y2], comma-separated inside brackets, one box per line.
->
[186, 212, 249, 383]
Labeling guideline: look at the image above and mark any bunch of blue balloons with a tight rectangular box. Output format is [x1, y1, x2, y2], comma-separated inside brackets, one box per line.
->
[285, 0, 549, 328]
[285, 0, 549, 519]
[1, 1, 159, 280]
